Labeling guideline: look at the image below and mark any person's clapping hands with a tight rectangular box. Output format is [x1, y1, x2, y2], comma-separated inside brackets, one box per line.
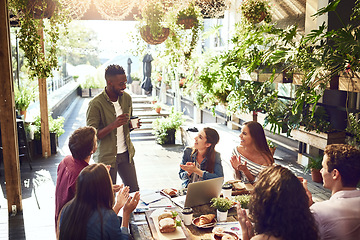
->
[123, 191, 140, 215]
[236, 203, 254, 240]
[230, 155, 248, 172]
[180, 162, 197, 175]
[116, 185, 130, 208]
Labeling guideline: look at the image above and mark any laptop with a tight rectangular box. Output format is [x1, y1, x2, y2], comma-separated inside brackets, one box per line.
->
[172, 177, 224, 208]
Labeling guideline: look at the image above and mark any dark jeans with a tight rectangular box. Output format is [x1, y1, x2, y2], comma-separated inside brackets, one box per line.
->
[109, 151, 139, 193]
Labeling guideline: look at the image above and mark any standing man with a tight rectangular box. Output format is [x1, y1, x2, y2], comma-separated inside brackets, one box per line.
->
[86, 64, 139, 192]
[303, 144, 360, 240]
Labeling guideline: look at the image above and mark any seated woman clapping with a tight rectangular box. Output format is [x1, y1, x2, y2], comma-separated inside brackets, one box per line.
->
[237, 165, 318, 240]
[230, 121, 273, 184]
[57, 163, 140, 240]
[179, 127, 224, 188]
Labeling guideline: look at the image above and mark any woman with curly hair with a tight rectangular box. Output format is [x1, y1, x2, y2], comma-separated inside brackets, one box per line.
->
[179, 127, 224, 188]
[230, 121, 274, 184]
[237, 165, 318, 240]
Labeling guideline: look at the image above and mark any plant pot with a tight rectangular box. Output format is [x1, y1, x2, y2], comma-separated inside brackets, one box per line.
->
[155, 129, 176, 145]
[34, 132, 58, 155]
[269, 147, 276, 156]
[140, 26, 170, 45]
[155, 107, 161, 114]
[216, 209, 228, 222]
[80, 88, 90, 97]
[311, 169, 323, 183]
[245, 11, 266, 24]
[177, 17, 197, 29]
[20, 110, 27, 119]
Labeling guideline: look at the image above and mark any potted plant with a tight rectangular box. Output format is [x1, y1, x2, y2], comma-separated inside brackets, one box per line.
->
[151, 96, 158, 104]
[14, 80, 37, 119]
[33, 114, 65, 155]
[267, 139, 276, 156]
[139, 0, 169, 45]
[303, 155, 323, 183]
[233, 194, 251, 209]
[239, 0, 272, 24]
[346, 113, 360, 149]
[210, 197, 233, 222]
[153, 102, 162, 114]
[152, 108, 184, 145]
[176, 1, 199, 30]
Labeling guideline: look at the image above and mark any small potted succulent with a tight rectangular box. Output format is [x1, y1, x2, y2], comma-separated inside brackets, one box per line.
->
[239, 0, 272, 24]
[210, 197, 233, 222]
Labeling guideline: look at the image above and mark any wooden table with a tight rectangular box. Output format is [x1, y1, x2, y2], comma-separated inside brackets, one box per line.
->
[129, 204, 239, 240]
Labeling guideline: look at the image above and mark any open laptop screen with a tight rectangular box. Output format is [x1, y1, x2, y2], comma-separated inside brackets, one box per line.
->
[172, 177, 224, 208]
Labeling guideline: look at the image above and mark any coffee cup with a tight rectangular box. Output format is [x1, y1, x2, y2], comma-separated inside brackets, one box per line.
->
[130, 116, 139, 129]
[182, 207, 193, 225]
[222, 183, 232, 199]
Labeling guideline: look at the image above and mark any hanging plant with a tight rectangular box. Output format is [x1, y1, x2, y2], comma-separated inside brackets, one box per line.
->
[239, 0, 272, 24]
[9, 0, 70, 80]
[176, 2, 199, 30]
[139, 0, 169, 45]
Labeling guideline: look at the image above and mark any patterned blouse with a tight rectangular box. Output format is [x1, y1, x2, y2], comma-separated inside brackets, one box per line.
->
[232, 147, 267, 183]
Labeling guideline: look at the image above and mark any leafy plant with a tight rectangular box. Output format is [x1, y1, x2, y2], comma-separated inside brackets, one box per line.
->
[267, 139, 276, 148]
[33, 114, 65, 140]
[9, 0, 70, 80]
[210, 197, 233, 212]
[239, 0, 272, 24]
[303, 155, 323, 173]
[80, 74, 104, 89]
[233, 194, 251, 209]
[138, 0, 169, 44]
[14, 80, 37, 111]
[346, 113, 360, 148]
[152, 108, 184, 145]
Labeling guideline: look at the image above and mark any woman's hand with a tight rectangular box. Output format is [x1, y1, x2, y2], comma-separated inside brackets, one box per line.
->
[230, 155, 248, 172]
[113, 185, 130, 214]
[123, 191, 140, 215]
[237, 203, 254, 240]
[122, 191, 140, 228]
[180, 162, 197, 175]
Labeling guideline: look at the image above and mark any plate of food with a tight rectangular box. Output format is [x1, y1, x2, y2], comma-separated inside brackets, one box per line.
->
[212, 227, 239, 240]
[192, 214, 217, 228]
[161, 188, 178, 197]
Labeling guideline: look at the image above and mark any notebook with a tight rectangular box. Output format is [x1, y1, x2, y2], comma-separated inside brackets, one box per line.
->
[172, 177, 224, 208]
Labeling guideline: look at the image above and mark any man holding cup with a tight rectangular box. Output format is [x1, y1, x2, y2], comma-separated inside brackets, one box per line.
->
[86, 64, 140, 192]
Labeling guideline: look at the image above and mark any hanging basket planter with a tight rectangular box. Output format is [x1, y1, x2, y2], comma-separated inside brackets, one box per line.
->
[245, 11, 266, 24]
[24, 0, 56, 19]
[177, 16, 198, 29]
[140, 26, 170, 45]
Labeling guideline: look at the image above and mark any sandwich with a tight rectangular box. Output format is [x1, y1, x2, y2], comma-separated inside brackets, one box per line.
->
[158, 217, 176, 233]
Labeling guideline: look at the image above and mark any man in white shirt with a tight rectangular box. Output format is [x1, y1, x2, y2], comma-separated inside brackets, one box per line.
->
[304, 144, 360, 240]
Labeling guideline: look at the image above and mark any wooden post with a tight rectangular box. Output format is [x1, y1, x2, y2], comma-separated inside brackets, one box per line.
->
[0, 0, 23, 213]
[38, 20, 51, 157]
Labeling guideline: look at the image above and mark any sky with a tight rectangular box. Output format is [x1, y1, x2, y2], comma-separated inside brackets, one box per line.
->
[80, 20, 138, 59]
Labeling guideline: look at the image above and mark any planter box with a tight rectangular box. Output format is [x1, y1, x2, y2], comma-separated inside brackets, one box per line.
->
[80, 88, 90, 97]
[34, 132, 58, 155]
[291, 127, 345, 150]
[90, 88, 102, 97]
